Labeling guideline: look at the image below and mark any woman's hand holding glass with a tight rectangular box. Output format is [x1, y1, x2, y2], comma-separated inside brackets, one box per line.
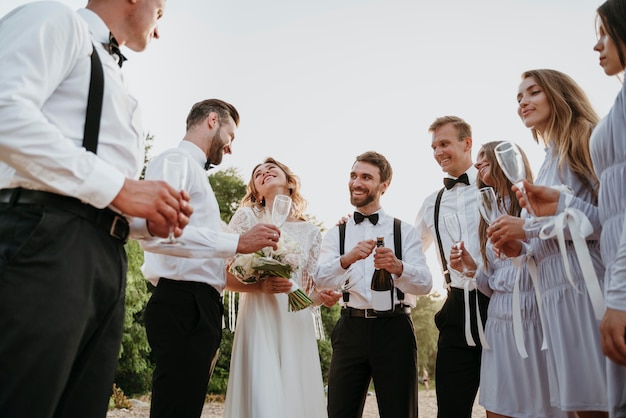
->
[512, 180, 560, 217]
[487, 214, 526, 258]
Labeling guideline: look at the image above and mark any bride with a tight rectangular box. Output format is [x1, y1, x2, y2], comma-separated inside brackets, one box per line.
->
[223, 157, 339, 418]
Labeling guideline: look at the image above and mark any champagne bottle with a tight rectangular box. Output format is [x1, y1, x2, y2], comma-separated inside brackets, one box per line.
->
[370, 237, 394, 312]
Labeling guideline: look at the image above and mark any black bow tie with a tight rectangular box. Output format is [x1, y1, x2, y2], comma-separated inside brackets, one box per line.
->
[353, 212, 379, 225]
[204, 160, 214, 171]
[106, 33, 127, 68]
[443, 173, 470, 190]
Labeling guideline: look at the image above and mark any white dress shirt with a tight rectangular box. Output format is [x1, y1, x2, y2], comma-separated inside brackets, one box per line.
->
[140, 141, 240, 293]
[415, 166, 486, 292]
[0, 3, 146, 233]
[316, 209, 432, 309]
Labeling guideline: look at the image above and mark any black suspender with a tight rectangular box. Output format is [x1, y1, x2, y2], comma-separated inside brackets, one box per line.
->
[83, 44, 104, 154]
[434, 187, 452, 284]
[339, 217, 404, 302]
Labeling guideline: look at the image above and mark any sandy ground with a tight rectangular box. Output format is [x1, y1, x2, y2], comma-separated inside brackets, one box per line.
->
[107, 390, 486, 417]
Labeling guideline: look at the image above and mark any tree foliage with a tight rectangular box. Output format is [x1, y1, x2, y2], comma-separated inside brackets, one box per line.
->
[413, 293, 443, 376]
[208, 167, 247, 223]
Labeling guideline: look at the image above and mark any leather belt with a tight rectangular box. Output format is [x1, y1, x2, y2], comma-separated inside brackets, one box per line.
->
[0, 188, 129, 243]
[341, 304, 411, 319]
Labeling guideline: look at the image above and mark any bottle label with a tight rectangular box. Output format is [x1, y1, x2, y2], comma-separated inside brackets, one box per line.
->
[371, 290, 394, 312]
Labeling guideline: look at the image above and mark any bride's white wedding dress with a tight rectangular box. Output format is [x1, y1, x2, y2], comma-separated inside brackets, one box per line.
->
[223, 207, 328, 418]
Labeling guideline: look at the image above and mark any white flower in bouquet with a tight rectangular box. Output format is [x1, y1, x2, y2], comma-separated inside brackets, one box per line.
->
[229, 235, 313, 311]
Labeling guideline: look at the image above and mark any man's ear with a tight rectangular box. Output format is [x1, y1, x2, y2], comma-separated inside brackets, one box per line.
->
[464, 136, 473, 152]
[207, 112, 219, 129]
[380, 180, 390, 195]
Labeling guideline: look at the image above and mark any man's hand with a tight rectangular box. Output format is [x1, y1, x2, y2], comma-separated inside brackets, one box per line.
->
[113, 179, 193, 238]
[601, 307, 626, 365]
[340, 239, 376, 269]
[237, 223, 282, 253]
[373, 246, 403, 276]
[449, 241, 476, 273]
[513, 180, 560, 217]
[318, 289, 342, 307]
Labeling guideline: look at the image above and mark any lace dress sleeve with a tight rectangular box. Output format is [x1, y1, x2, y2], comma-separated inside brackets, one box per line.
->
[228, 207, 257, 235]
[301, 224, 322, 295]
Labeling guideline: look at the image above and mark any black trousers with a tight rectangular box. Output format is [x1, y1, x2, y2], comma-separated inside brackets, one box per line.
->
[144, 278, 223, 418]
[0, 204, 127, 418]
[434, 288, 489, 418]
[327, 313, 418, 418]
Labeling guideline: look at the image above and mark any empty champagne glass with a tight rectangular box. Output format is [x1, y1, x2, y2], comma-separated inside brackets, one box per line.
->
[477, 186, 504, 259]
[477, 187, 498, 225]
[159, 153, 188, 246]
[271, 194, 292, 227]
[443, 213, 473, 277]
[443, 213, 462, 249]
[494, 141, 534, 216]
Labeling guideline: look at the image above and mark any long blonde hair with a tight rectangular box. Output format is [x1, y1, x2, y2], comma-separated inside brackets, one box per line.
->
[240, 157, 307, 220]
[520, 69, 599, 200]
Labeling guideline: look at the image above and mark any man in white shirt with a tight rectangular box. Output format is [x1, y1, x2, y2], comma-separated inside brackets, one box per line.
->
[414, 116, 490, 418]
[0, 1, 191, 417]
[140, 99, 282, 418]
[317, 151, 432, 418]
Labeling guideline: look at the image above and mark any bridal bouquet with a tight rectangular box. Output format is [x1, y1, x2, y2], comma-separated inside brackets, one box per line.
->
[229, 236, 313, 311]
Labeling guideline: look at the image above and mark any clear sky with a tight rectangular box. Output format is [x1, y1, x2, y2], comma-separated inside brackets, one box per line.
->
[1, 0, 621, 295]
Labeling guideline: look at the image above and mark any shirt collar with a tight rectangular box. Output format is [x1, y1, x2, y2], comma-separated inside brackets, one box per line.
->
[444, 165, 478, 185]
[77, 8, 110, 45]
[179, 140, 207, 168]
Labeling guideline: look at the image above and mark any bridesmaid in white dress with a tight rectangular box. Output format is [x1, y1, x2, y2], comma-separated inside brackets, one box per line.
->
[491, 69, 608, 417]
[223, 157, 339, 418]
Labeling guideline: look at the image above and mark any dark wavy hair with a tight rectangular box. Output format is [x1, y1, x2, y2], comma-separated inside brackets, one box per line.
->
[477, 141, 533, 267]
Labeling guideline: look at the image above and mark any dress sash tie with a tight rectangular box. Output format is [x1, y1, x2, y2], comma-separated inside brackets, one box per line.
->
[461, 275, 490, 349]
[511, 251, 547, 358]
[538, 208, 604, 320]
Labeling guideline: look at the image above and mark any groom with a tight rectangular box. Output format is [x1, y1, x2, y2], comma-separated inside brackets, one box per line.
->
[140, 99, 282, 418]
[316, 151, 432, 418]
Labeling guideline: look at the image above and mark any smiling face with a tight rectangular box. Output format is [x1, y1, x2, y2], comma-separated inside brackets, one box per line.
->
[594, 18, 626, 76]
[431, 123, 472, 178]
[349, 161, 388, 213]
[474, 146, 494, 187]
[253, 162, 289, 199]
[206, 116, 236, 166]
[517, 76, 551, 135]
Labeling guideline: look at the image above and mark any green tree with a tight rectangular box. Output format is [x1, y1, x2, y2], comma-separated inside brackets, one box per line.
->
[413, 293, 443, 376]
[209, 167, 247, 222]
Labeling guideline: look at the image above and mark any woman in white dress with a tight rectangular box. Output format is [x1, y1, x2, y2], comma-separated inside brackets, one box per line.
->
[491, 69, 608, 417]
[223, 157, 339, 418]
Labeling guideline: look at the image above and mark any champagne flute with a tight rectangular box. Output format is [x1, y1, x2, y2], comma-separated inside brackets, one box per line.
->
[159, 153, 188, 246]
[477, 187, 504, 259]
[477, 187, 498, 225]
[271, 194, 292, 227]
[443, 213, 472, 277]
[443, 213, 462, 249]
[494, 141, 534, 216]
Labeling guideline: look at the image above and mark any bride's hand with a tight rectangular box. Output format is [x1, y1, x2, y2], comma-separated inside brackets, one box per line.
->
[262, 277, 292, 294]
